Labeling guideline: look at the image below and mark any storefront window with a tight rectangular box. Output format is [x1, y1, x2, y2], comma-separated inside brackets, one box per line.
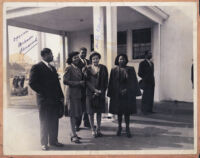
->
[117, 31, 127, 55]
[8, 26, 39, 100]
[90, 31, 127, 54]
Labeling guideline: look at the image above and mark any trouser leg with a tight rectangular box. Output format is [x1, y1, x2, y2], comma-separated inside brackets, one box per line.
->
[141, 89, 149, 113]
[148, 87, 155, 112]
[49, 107, 59, 144]
[39, 107, 48, 146]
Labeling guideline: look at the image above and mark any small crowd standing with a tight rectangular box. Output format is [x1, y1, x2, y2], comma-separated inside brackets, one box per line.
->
[29, 47, 155, 150]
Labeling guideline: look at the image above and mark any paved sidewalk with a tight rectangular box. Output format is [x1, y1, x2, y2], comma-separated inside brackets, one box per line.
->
[4, 101, 194, 155]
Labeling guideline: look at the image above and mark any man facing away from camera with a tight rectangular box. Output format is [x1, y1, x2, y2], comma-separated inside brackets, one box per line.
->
[138, 50, 155, 115]
[75, 47, 91, 131]
[29, 48, 64, 150]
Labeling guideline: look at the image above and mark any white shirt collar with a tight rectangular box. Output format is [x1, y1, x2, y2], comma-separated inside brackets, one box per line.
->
[42, 59, 50, 67]
[146, 59, 152, 66]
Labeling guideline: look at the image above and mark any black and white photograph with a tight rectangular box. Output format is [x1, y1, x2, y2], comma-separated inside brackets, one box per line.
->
[3, 2, 197, 155]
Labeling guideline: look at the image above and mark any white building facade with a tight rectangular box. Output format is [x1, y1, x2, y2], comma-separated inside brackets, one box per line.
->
[4, 3, 196, 106]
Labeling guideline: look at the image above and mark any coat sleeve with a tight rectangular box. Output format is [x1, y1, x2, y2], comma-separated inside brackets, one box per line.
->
[107, 68, 114, 97]
[101, 65, 108, 92]
[63, 66, 81, 87]
[138, 62, 144, 78]
[29, 65, 45, 95]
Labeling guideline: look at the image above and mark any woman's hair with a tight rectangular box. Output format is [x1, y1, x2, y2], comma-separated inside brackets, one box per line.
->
[114, 54, 128, 65]
[80, 47, 87, 52]
[89, 51, 101, 62]
[66, 51, 79, 64]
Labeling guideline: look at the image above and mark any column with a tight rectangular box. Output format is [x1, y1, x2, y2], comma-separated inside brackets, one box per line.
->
[59, 33, 69, 92]
[106, 6, 117, 72]
[152, 24, 161, 102]
[37, 32, 46, 62]
[60, 34, 66, 73]
[106, 6, 117, 118]
[127, 29, 132, 61]
[4, 23, 10, 107]
[93, 6, 105, 64]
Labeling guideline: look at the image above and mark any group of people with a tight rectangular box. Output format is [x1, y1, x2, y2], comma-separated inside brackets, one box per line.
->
[12, 75, 28, 96]
[29, 47, 155, 150]
[13, 75, 25, 89]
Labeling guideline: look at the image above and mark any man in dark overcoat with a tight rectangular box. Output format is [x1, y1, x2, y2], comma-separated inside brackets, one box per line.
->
[75, 47, 90, 131]
[138, 51, 155, 115]
[29, 48, 64, 150]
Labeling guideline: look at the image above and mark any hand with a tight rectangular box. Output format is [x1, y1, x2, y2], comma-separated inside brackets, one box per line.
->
[79, 81, 85, 87]
[82, 67, 87, 72]
[94, 89, 101, 94]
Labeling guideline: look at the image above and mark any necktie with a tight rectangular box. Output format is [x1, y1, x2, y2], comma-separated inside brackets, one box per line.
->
[48, 63, 53, 71]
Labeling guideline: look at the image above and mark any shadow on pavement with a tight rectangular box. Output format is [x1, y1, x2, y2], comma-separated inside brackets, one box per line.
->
[52, 126, 193, 150]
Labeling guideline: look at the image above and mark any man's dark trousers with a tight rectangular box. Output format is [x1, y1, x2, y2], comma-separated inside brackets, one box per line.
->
[39, 100, 59, 145]
[141, 87, 155, 113]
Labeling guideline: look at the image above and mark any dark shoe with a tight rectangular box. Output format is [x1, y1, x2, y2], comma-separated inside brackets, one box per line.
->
[76, 136, 82, 139]
[96, 130, 103, 137]
[126, 128, 132, 138]
[141, 111, 149, 115]
[71, 136, 81, 144]
[41, 145, 49, 150]
[75, 126, 80, 132]
[50, 142, 64, 147]
[116, 127, 122, 136]
[84, 122, 91, 128]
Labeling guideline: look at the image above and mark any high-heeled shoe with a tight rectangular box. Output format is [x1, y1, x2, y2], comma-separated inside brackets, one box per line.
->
[92, 131, 97, 138]
[76, 136, 82, 139]
[71, 135, 81, 143]
[116, 126, 122, 136]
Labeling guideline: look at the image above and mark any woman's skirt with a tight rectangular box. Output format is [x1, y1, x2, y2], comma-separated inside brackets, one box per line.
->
[68, 98, 82, 118]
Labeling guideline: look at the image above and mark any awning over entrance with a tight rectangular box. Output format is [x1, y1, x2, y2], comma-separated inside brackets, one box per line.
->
[6, 6, 169, 35]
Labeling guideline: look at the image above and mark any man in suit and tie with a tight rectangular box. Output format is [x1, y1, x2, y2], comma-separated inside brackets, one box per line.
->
[138, 51, 155, 115]
[75, 47, 91, 131]
[29, 48, 64, 150]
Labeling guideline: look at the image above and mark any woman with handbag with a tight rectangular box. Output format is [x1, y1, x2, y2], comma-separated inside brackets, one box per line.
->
[63, 51, 85, 143]
[107, 54, 141, 138]
[84, 51, 108, 138]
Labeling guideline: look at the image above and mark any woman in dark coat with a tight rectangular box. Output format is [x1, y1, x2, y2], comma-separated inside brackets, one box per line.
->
[63, 51, 85, 143]
[84, 51, 108, 138]
[107, 54, 141, 138]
